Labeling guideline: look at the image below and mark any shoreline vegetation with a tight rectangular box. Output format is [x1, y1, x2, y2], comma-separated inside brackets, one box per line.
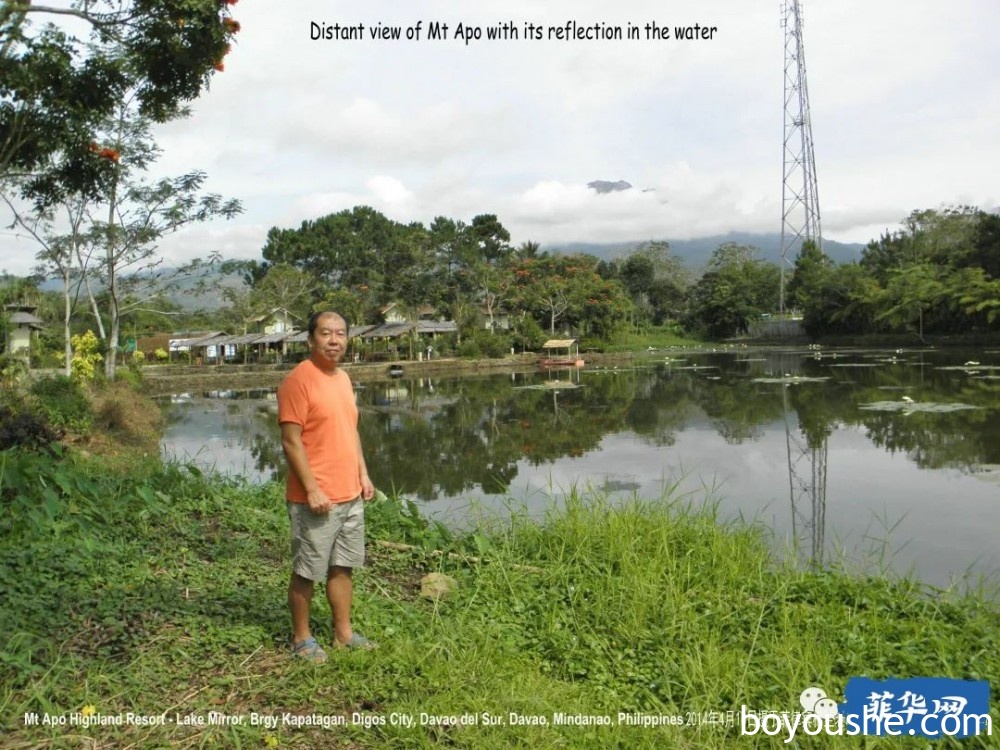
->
[2, 353, 998, 748]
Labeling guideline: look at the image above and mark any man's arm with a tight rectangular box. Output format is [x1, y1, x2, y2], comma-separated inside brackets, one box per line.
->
[356, 430, 375, 500]
[281, 422, 332, 513]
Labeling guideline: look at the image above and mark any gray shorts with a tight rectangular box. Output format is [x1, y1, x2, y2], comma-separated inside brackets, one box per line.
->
[287, 499, 365, 581]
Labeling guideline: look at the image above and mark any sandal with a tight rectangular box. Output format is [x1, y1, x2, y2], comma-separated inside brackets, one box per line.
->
[335, 633, 377, 650]
[291, 636, 328, 663]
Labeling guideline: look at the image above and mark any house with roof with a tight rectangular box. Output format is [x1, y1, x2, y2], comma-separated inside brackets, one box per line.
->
[249, 307, 299, 335]
[478, 304, 512, 331]
[378, 302, 439, 324]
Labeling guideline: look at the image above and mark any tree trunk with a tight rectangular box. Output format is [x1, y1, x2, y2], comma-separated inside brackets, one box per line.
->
[62, 268, 72, 376]
[75, 246, 107, 340]
[103, 160, 121, 380]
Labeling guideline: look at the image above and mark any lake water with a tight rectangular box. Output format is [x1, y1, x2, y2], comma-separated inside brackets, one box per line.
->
[160, 347, 1000, 592]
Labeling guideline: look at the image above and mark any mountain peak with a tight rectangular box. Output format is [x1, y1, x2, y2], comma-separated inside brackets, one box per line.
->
[587, 180, 633, 194]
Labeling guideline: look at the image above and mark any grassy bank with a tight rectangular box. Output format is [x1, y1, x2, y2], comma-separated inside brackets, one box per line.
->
[604, 328, 708, 352]
[1, 452, 998, 749]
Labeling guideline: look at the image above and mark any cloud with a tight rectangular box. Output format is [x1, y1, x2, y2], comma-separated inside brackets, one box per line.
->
[2, 0, 999, 276]
[275, 97, 517, 168]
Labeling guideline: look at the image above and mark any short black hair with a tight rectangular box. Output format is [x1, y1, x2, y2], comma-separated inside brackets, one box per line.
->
[307, 310, 349, 337]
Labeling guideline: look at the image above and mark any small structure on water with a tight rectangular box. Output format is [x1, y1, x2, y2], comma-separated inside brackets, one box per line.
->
[539, 338, 584, 368]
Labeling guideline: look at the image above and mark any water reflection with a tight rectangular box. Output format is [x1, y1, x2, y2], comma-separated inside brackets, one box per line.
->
[160, 349, 1000, 589]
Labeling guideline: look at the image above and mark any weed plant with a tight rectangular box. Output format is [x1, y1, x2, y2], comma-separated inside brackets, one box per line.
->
[1, 453, 997, 749]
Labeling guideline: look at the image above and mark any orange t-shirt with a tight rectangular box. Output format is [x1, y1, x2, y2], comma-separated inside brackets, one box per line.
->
[277, 360, 361, 504]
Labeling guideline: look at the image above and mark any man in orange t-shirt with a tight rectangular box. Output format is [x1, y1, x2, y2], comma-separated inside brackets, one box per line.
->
[277, 311, 375, 662]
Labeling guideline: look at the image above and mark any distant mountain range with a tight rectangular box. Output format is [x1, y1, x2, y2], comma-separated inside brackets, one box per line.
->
[29, 232, 866, 311]
[36, 266, 247, 311]
[546, 232, 866, 268]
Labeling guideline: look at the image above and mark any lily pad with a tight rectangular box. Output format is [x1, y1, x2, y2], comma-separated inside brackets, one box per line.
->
[858, 401, 979, 413]
[936, 365, 1000, 372]
[512, 382, 582, 391]
[753, 376, 830, 384]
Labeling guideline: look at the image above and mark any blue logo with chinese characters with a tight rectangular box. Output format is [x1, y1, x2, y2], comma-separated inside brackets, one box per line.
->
[841, 678, 991, 739]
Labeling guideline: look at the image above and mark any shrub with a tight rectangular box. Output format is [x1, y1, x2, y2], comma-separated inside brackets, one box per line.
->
[0, 405, 59, 451]
[467, 329, 512, 358]
[511, 315, 546, 352]
[70, 330, 103, 381]
[0, 354, 28, 390]
[29, 375, 92, 431]
[457, 339, 481, 358]
[116, 364, 143, 390]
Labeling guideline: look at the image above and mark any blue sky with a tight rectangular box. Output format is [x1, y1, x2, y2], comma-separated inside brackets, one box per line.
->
[2, 0, 999, 275]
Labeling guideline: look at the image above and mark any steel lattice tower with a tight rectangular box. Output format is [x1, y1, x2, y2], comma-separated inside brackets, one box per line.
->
[779, 0, 822, 314]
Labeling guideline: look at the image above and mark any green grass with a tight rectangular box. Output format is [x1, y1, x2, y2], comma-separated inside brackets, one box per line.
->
[604, 327, 708, 352]
[1, 452, 998, 748]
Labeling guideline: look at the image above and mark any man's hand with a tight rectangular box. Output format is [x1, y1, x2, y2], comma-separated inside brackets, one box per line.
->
[360, 474, 375, 501]
[306, 487, 332, 513]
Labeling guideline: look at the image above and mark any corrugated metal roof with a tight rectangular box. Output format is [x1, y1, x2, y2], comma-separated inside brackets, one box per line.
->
[361, 322, 417, 339]
[226, 333, 267, 345]
[417, 321, 457, 333]
[186, 332, 231, 347]
[253, 331, 293, 344]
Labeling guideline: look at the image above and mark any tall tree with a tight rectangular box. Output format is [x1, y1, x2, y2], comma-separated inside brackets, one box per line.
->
[687, 244, 780, 338]
[1, 190, 88, 374]
[250, 263, 318, 322]
[787, 239, 832, 313]
[1, 0, 240, 196]
[467, 213, 511, 266]
[876, 264, 946, 342]
[80, 102, 241, 377]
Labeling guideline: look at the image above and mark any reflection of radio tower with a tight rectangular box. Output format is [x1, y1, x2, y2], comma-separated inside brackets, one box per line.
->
[783, 388, 827, 566]
[780, 0, 822, 313]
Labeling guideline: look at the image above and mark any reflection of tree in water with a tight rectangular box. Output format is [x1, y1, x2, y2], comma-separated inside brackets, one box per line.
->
[703, 379, 784, 444]
[249, 424, 287, 482]
[767, 352, 1000, 473]
[623, 367, 691, 447]
[832, 361, 1000, 471]
[359, 374, 632, 500]
[212, 397, 286, 482]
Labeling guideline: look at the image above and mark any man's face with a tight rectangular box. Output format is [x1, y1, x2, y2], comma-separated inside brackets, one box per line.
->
[309, 314, 348, 366]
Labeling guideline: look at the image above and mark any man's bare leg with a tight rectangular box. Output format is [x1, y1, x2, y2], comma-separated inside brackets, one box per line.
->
[327, 565, 354, 645]
[289, 572, 315, 644]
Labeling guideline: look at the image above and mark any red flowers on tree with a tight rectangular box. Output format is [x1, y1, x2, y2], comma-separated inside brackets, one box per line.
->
[88, 143, 120, 162]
